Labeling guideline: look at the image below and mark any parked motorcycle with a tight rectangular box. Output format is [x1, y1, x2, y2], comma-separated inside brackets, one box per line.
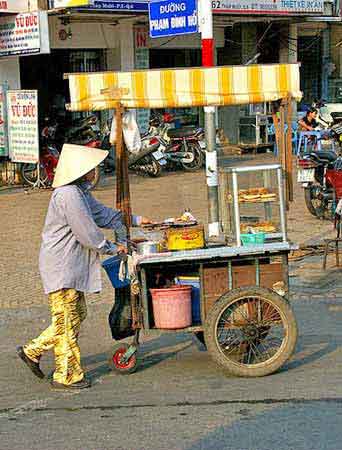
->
[128, 142, 167, 177]
[149, 113, 205, 171]
[20, 115, 103, 189]
[298, 149, 342, 219]
[312, 99, 342, 128]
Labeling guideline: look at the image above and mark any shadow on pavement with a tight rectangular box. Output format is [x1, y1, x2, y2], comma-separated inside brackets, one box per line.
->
[185, 403, 342, 450]
[84, 332, 194, 381]
[282, 333, 341, 373]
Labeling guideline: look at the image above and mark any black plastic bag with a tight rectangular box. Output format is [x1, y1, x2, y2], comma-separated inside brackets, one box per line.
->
[108, 286, 135, 340]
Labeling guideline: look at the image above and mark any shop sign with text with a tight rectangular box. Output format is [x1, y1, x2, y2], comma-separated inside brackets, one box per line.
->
[8, 90, 39, 164]
[0, 12, 50, 58]
[212, 0, 324, 14]
[0, 1, 29, 12]
[149, 0, 198, 38]
[52, 0, 148, 11]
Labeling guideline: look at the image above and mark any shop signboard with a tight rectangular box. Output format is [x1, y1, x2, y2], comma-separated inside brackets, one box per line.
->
[0, 85, 7, 157]
[149, 0, 198, 38]
[0, 11, 50, 58]
[7, 90, 39, 164]
[212, 0, 324, 14]
[0, 1, 29, 12]
[51, 0, 148, 11]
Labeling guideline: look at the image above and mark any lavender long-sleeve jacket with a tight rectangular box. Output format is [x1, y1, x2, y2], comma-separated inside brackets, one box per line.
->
[39, 183, 140, 294]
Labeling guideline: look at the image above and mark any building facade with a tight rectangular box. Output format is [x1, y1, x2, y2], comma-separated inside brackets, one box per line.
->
[0, 0, 341, 181]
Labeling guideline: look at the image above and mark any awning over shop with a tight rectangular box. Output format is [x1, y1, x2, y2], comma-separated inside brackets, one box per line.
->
[65, 63, 302, 111]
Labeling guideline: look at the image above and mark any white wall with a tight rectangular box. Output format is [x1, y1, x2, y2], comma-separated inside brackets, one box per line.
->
[0, 58, 20, 89]
[49, 16, 120, 49]
[148, 27, 225, 49]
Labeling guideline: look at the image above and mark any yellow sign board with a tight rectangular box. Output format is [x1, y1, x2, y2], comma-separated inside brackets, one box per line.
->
[53, 0, 90, 8]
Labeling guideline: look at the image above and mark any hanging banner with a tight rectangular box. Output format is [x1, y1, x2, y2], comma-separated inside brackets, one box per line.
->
[7, 90, 39, 164]
[0, 85, 7, 157]
[0, 1, 29, 12]
[0, 12, 50, 58]
[213, 0, 324, 14]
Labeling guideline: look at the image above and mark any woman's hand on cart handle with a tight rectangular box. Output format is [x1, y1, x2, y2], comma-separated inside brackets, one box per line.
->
[117, 244, 128, 254]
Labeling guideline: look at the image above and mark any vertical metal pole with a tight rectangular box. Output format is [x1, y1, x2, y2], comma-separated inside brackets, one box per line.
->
[286, 96, 294, 202]
[232, 171, 241, 246]
[228, 260, 233, 290]
[277, 167, 287, 242]
[199, 0, 220, 237]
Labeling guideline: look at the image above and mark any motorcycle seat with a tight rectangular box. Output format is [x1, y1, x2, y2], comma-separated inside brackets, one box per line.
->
[311, 150, 337, 163]
[167, 126, 197, 138]
[128, 143, 160, 167]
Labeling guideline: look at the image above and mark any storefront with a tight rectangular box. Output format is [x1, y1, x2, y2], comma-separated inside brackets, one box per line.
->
[208, 1, 333, 145]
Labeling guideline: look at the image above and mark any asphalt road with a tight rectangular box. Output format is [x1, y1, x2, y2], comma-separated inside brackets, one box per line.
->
[1, 295, 342, 450]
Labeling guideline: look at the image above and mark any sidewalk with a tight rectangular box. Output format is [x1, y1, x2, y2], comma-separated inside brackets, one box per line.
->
[0, 160, 338, 309]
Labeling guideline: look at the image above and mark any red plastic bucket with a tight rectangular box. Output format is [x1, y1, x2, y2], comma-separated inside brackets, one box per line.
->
[150, 285, 192, 329]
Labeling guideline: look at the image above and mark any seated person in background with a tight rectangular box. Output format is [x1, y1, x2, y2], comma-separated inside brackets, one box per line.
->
[298, 108, 319, 131]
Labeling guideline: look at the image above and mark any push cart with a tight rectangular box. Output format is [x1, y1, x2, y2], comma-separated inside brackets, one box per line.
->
[64, 62, 302, 377]
[108, 161, 298, 377]
[110, 242, 297, 378]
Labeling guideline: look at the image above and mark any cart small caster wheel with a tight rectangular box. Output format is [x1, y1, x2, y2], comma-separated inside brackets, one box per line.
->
[108, 343, 139, 374]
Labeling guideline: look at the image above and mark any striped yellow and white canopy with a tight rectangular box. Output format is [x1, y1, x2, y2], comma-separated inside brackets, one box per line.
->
[65, 63, 302, 111]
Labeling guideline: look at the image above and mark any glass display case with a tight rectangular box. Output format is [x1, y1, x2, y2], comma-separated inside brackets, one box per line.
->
[219, 164, 287, 247]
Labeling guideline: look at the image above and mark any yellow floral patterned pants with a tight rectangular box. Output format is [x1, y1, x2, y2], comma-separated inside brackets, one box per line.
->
[24, 289, 87, 385]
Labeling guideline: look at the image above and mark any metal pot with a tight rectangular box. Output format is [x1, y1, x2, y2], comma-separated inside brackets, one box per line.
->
[136, 241, 159, 256]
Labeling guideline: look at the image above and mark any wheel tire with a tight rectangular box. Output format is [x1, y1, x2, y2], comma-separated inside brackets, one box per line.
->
[108, 343, 139, 375]
[304, 184, 331, 219]
[89, 165, 101, 190]
[148, 159, 162, 177]
[304, 185, 320, 217]
[180, 143, 204, 171]
[20, 163, 48, 186]
[204, 287, 298, 377]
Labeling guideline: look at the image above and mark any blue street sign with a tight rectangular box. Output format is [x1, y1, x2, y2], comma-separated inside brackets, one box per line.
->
[149, 0, 198, 38]
[78, 0, 148, 12]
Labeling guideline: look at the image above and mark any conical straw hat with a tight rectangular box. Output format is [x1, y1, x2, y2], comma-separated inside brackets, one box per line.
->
[52, 143, 108, 188]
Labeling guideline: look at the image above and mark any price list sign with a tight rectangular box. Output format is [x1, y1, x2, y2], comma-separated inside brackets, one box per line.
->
[7, 90, 39, 164]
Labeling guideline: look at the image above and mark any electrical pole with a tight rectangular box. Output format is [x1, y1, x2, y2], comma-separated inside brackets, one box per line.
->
[199, 0, 220, 237]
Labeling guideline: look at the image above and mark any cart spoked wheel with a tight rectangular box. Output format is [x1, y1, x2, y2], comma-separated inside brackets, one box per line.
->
[108, 343, 139, 374]
[204, 287, 298, 377]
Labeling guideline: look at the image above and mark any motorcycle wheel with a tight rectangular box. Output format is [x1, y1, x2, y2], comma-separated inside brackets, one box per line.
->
[88, 165, 101, 190]
[180, 142, 204, 171]
[304, 184, 330, 219]
[148, 159, 162, 177]
[20, 163, 49, 186]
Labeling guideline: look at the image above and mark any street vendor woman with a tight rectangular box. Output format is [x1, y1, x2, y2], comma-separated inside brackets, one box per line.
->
[17, 143, 150, 390]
